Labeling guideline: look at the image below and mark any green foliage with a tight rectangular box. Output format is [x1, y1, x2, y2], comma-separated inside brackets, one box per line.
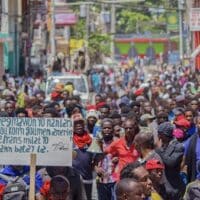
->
[88, 33, 111, 64]
[71, 19, 111, 63]
[116, 8, 166, 34]
[71, 19, 85, 39]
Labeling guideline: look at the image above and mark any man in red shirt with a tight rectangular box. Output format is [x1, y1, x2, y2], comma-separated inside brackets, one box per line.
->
[104, 118, 140, 180]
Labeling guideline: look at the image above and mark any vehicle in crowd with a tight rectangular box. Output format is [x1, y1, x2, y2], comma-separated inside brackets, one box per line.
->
[45, 73, 90, 104]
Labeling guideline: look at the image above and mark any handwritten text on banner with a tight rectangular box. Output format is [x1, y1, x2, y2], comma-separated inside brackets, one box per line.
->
[0, 117, 73, 166]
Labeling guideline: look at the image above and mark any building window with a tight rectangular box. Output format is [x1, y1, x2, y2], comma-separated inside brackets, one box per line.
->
[193, 0, 200, 7]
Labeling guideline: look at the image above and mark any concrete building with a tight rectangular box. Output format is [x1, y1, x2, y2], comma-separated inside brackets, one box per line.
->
[187, 0, 200, 70]
[0, 0, 24, 76]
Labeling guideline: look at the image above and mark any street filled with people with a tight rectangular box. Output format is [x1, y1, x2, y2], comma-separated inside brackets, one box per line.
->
[0, 62, 199, 200]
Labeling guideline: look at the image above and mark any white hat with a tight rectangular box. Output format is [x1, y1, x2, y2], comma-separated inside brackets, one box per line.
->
[86, 110, 99, 119]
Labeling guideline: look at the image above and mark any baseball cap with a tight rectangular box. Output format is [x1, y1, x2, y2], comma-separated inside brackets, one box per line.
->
[86, 110, 99, 119]
[140, 114, 156, 122]
[174, 118, 190, 128]
[146, 159, 164, 170]
[71, 113, 84, 123]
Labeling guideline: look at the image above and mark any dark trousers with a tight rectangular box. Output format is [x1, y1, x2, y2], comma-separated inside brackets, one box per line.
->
[84, 183, 92, 200]
[97, 182, 116, 200]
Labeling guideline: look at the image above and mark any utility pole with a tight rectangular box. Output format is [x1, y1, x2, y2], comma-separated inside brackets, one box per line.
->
[178, 0, 184, 61]
[85, 4, 90, 71]
[51, 0, 56, 59]
[111, 2, 116, 62]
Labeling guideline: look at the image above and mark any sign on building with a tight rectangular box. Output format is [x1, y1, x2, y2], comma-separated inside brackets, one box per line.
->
[0, 117, 73, 166]
[190, 8, 200, 31]
[166, 12, 179, 32]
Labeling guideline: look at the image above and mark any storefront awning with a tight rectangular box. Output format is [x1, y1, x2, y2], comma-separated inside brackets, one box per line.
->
[55, 13, 77, 26]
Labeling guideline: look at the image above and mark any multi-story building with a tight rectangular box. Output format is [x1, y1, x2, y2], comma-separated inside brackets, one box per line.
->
[188, 0, 200, 70]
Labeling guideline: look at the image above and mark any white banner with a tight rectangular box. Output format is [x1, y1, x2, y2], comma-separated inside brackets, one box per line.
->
[190, 8, 200, 31]
[0, 117, 73, 166]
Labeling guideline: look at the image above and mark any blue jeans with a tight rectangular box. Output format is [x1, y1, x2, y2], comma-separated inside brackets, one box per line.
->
[97, 182, 116, 200]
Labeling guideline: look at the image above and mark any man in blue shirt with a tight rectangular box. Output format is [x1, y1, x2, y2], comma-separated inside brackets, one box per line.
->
[184, 116, 200, 182]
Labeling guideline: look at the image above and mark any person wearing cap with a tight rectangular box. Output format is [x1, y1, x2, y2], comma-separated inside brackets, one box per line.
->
[173, 116, 191, 141]
[140, 114, 156, 133]
[72, 113, 93, 200]
[156, 122, 185, 200]
[146, 159, 167, 200]
[86, 109, 98, 135]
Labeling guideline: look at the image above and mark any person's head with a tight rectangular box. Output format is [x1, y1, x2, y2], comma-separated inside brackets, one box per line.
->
[5, 101, 15, 115]
[145, 159, 164, 184]
[130, 101, 140, 116]
[35, 91, 45, 103]
[43, 108, 59, 118]
[143, 102, 152, 114]
[106, 97, 112, 107]
[157, 122, 174, 145]
[50, 102, 61, 113]
[15, 108, 28, 117]
[189, 99, 198, 111]
[86, 110, 98, 126]
[134, 133, 154, 155]
[156, 112, 168, 125]
[110, 112, 122, 126]
[124, 119, 140, 143]
[155, 106, 167, 115]
[70, 105, 82, 116]
[120, 161, 152, 197]
[32, 105, 43, 117]
[167, 99, 176, 110]
[71, 95, 81, 105]
[48, 175, 70, 200]
[114, 124, 122, 138]
[184, 108, 194, 123]
[63, 98, 72, 108]
[61, 90, 69, 100]
[99, 104, 110, 119]
[116, 178, 145, 200]
[73, 114, 85, 135]
[102, 118, 114, 142]
[95, 94, 102, 105]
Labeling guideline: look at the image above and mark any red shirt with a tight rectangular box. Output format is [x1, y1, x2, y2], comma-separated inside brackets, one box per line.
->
[105, 137, 139, 180]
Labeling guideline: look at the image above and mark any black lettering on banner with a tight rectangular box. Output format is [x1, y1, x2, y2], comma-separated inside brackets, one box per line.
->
[38, 118, 45, 127]
[42, 137, 49, 144]
[37, 145, 47, 153]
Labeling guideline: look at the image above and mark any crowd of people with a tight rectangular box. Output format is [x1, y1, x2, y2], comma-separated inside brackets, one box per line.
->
[0, 62, 199, 200]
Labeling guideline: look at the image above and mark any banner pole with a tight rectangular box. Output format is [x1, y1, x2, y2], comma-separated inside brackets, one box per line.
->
[29, 153, 36, 200]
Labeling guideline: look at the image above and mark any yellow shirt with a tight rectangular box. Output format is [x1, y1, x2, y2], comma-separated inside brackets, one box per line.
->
[151, 192, 163, 200]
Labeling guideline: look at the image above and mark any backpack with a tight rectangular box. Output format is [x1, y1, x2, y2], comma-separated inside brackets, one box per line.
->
[0, 173, 29, 200]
